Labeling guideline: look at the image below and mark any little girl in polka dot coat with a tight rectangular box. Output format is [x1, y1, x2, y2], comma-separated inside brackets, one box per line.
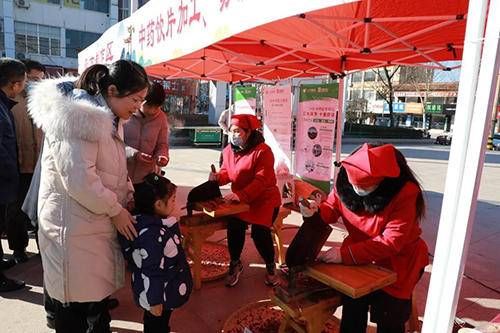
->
[120, 173, 192, 333]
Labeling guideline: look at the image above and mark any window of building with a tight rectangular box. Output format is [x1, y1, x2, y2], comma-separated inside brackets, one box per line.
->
[65, 29, 100, 58]
[34, 0, 60, 4]
[364, 71, 376, 82]
[363, 90, 375, 101]
[0, 19, 4, 56]
[351, 89, 363, 99]
[82, 0, 110, 14]
[138, 0, 149, 8]
[118, 0, 130, 21]
[15, 22, 61, 57]
[352, 72, 362, 82]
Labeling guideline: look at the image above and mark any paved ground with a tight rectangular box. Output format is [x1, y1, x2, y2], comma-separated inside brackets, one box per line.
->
[0, 143, 499, 332]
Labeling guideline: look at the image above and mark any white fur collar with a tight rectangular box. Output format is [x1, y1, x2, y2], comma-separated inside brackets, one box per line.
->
[28, 76, 114, 142]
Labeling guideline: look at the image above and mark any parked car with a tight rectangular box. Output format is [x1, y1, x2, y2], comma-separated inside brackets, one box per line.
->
[493, 133, 500, 151]
[435, 131, 453, 145]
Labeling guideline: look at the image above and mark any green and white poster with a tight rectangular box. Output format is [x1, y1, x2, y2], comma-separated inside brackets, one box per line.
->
[233, 86, 256, 115]
[295, 83, 339, 192]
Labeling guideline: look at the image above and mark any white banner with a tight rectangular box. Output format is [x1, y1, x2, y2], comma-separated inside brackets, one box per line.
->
[78, 0, 357, 72]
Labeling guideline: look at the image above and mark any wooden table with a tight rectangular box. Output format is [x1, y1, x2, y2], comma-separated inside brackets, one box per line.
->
[273, 263, 397, 332]
[179, 202, 249, 289]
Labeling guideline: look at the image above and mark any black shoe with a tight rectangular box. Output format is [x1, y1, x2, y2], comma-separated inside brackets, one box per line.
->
[46, 315, 55, 329]
[0, 258, 16, 270]
[13, 251, 29, 264]
[0, 276, 25, 292]
[107, 298, 119, 310]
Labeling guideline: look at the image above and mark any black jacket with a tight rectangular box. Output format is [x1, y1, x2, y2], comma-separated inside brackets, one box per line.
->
[0, 90, 19, 204]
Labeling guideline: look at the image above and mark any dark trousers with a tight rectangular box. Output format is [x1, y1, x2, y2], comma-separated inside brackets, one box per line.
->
[143, 308, 172, 333]
[52, 296, 111, 333]
[340, 291, 412, 333]
[0, 173, 31, 253]
[227, 208, 279, 273]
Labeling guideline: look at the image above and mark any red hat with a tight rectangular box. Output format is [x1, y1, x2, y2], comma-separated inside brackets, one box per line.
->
[230, 114, 260, 131]
[342, 143, 400, 187]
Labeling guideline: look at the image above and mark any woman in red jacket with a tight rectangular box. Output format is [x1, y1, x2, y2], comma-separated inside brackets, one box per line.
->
[210, 114, 281, 287]
[300, 143, 429, 333]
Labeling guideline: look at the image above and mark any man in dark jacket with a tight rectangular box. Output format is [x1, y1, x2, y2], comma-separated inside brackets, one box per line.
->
[0, 58, 27, 292]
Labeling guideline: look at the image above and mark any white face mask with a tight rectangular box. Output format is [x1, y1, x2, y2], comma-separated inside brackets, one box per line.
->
[230, 135, 244, 147]
[352, 184, 378, 197]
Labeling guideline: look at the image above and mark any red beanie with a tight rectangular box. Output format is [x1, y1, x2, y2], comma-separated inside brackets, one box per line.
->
[230, 114, 260, 131]
[342, 143, 400, 187]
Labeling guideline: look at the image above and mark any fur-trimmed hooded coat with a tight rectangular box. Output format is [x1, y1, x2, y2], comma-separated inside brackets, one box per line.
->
[28, 77, 132, 303]
[319, 167, 429, 299]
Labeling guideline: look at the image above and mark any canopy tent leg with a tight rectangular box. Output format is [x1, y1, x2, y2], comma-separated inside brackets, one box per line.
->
[422, 0, 500, 332]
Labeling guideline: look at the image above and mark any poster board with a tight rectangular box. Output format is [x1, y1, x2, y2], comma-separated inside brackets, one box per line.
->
[262, 85, 294, 204]
[295, 83, 339, 193]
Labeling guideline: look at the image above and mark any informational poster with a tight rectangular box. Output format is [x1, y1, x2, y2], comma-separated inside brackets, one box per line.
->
[295, 83, 339, 192]
[233, 86, 256, 115]
[262, 85, 294, 204]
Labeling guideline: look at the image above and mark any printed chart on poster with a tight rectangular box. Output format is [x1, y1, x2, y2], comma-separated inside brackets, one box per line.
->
[262, 85, 294, 204]
[295, 83, 339, 187]
[233, 86, 256, 115]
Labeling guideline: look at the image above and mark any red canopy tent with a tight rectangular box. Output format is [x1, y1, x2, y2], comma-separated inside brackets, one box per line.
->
[79, 1, 500, 332]
[145, 0, 468, 82]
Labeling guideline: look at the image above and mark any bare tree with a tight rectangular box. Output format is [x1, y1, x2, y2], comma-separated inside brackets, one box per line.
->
[398, 66, 434, 128]
[371, 66, 401, 127]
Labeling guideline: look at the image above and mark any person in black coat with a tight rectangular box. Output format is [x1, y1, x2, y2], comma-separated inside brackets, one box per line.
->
[0, 58, 27, 292]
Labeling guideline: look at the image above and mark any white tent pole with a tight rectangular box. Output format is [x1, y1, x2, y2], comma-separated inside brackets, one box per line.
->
[421, 0, 498, 332]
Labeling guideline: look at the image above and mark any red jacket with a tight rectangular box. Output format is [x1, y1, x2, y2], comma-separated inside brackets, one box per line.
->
[218, 142, 281, 227]
[319, 181, 429, 299]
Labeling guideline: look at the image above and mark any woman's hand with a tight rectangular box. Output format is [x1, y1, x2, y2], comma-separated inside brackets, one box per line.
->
[298, 199, 318, 217]
[208, 172, 219, 182]
[137, 152, 154, 164]
[156, 155, 169, 167]
[149, 304, 163, 317]
[317, 247, 342, 264]
[224, 191, 240, 202]
[110, 208, 137, 241]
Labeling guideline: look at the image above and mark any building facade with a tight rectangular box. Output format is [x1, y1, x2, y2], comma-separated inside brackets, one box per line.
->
[0, 0, 120, 72]
[346, 66, 459, 131]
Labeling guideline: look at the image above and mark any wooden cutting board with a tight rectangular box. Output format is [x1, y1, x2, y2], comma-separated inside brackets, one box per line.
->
[305, 263, 397, 299]
[193, 201, 249, 218]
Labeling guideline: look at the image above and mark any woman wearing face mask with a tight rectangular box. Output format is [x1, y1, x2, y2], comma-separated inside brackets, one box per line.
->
[209, 114, 282, 287]
[28, 60, 149, 332]
[299, 143, 429, 333]
[124, 82, 170, 186]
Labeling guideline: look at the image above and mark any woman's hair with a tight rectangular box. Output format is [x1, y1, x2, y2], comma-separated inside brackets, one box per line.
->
[393, 148, 426, 221]
[144, 82, 166, 107]
[75, 60, 149, 97]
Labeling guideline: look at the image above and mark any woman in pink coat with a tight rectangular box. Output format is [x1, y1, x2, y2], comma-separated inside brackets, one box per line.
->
[210, 114, 281, 287]
[300, 143, 429, 333]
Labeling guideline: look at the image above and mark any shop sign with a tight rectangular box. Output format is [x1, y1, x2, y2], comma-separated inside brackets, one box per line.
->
[425, 103, 443, 114]
[383, 102, 405, 113]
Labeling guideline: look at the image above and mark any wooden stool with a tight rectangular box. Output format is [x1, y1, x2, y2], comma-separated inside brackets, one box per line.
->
[272, 289, 341, 333]
[271, 207, 291, 266]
